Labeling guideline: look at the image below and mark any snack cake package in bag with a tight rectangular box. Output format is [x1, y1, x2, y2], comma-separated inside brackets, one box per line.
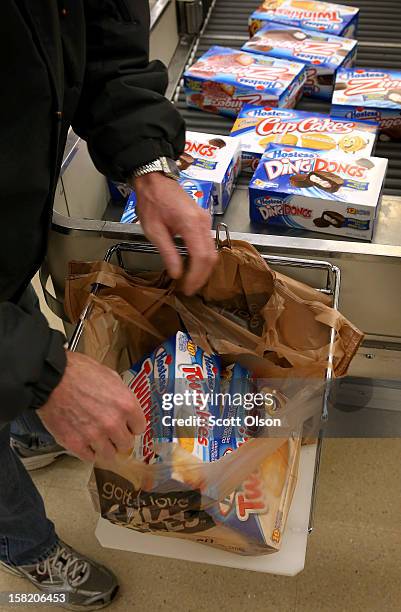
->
[249, 0, 359, 38]
[121, 331, 222, 467]
[180, 131, 241, 214]
[230, 105, 378, 173]
[184, 46, 307, 118]
[206, 363, 300, 553]
[242, 23, 357, 100]
[249, 144, 388, 240]
[332, 67, 401, 141]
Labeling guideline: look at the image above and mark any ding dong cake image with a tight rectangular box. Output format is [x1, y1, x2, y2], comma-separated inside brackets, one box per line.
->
[248, 144, 388, 240]
[249, 0, 359, 38]
[184, 46, 307, 117]
[242, 23, 357, 100]
[331, 68, 401, 141]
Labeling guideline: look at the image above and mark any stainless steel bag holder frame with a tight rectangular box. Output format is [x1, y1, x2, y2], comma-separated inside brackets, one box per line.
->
[69, 223, 341, 534]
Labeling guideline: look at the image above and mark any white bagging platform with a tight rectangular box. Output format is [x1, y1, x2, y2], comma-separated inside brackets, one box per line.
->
[95, 444, 316, 576]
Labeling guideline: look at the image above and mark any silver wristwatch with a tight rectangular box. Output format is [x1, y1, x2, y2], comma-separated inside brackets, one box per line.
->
[131, 156, 180, 181]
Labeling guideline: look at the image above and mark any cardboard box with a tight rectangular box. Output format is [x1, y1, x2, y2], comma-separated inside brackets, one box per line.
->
[332, 68, 401, 141]
[184, 46, 307, 118]
[120, 176, 214, 223]
[249, 0, 359, 38]
[230, 105, 378, 173]
[242, 23, 357, 100]
[249, 144, 387, 240]
[180, 131, 241, 214]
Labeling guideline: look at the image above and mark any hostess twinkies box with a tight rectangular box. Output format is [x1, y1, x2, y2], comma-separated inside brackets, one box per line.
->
[242, 23, 357, 100]
[230, 105, 378, 173]
[180, 131, 241, 214]
[332, 68, 401, 141]
[121, 332, 222, 467]
[207, 363, 300, 553]
[120, 175, 214, 223]
[184, 46, 307, 118]
[249, 0, 359, 38]
[249, 145, 388, 240]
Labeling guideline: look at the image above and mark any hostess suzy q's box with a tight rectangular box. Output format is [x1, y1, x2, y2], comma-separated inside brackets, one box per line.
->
[249, 0, 359, 38]
[230, 106, 378, 173]
[184, 46, 307, 118]
[120, 175, 214, 223]
[180, 131, 241, 214]
[121, 331, 222, 466]
[249, 144, 388, 240]
[242, 23, 357, 100]
[332, 68, 401, 141]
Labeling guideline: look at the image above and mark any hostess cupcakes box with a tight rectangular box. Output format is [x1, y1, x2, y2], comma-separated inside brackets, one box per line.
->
[120, 176, 214, 223]
[249, 144, 388, 240]
[180, 131, 241, 214]
[184, 46, 307, 118]
[332, 68, 401, 141]
[230, 106, 378, 173]
[249, 0, 359, 38]
[242, 23, 357, 100]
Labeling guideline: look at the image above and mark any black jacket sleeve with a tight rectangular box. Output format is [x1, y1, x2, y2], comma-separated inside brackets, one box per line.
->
[0, 302, 66, 427]
[72, 0, 186, 181]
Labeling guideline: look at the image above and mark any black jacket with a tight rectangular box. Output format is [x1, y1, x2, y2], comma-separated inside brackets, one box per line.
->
[0, 0, 185, 426]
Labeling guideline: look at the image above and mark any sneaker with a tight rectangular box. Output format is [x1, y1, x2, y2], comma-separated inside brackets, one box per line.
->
[0, 540, 118, 611]
[10, 434, 75, 471]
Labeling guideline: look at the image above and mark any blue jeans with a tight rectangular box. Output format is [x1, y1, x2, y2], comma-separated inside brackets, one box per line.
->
[0, 425, 58, 566]
[0, 286, 58, 565]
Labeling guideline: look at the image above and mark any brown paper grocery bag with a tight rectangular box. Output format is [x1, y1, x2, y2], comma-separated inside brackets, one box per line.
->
[65, 239, 363, 555]
[65, 240, 362, 377]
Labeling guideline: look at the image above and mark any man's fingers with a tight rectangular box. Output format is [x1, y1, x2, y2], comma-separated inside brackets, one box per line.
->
[92, 438, 118, 462]
[126, 401, 147, 435]
[181, 215, 218, 295]
[143, 220, 184, 280]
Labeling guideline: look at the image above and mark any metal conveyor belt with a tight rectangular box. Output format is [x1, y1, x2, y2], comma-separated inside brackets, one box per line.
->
[175, 0, 401, 196]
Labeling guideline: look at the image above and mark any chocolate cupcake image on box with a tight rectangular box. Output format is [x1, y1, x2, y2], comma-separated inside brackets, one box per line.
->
[208, 138, 227, 148]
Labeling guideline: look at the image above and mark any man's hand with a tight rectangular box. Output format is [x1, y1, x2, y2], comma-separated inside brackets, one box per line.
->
[133, 172, 218, 295]
[37, 352, 146, 463]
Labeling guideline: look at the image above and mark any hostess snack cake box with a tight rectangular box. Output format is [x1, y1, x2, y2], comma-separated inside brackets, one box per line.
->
[242, 23, 357, 100]
[180, 131, 241, 214]
[332, 68, 401, 141]
[121, 331, 222, 466]
[120, 175, 214, 223]
[230, 105, 378, 173]
[249, 0, 359, 38]
[206, 363, 300, 553]
[184, 46, 307, 118]
[249, 144, 388, 240]
[107, 179, 132, 203]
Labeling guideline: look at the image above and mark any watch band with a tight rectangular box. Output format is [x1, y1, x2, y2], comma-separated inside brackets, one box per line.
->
[132, 159, 163, 178]
[131, 157, 180, 181]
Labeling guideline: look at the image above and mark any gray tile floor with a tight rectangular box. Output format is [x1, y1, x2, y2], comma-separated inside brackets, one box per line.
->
[1, 438, 400, 612]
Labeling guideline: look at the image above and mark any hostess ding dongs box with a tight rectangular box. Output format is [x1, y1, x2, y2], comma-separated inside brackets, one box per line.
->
[230, 105, 378, 173]
[332, 68, 401, 141]
[249, 0, 359, 38]
[242, 23, 357, 100]
[249, 144, 388, 240]
[184, 46, 307, 118]
[180, 131, 241, 214]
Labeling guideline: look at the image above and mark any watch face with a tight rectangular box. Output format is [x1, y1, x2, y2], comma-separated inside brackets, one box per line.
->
[161, 157, 180, 180]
